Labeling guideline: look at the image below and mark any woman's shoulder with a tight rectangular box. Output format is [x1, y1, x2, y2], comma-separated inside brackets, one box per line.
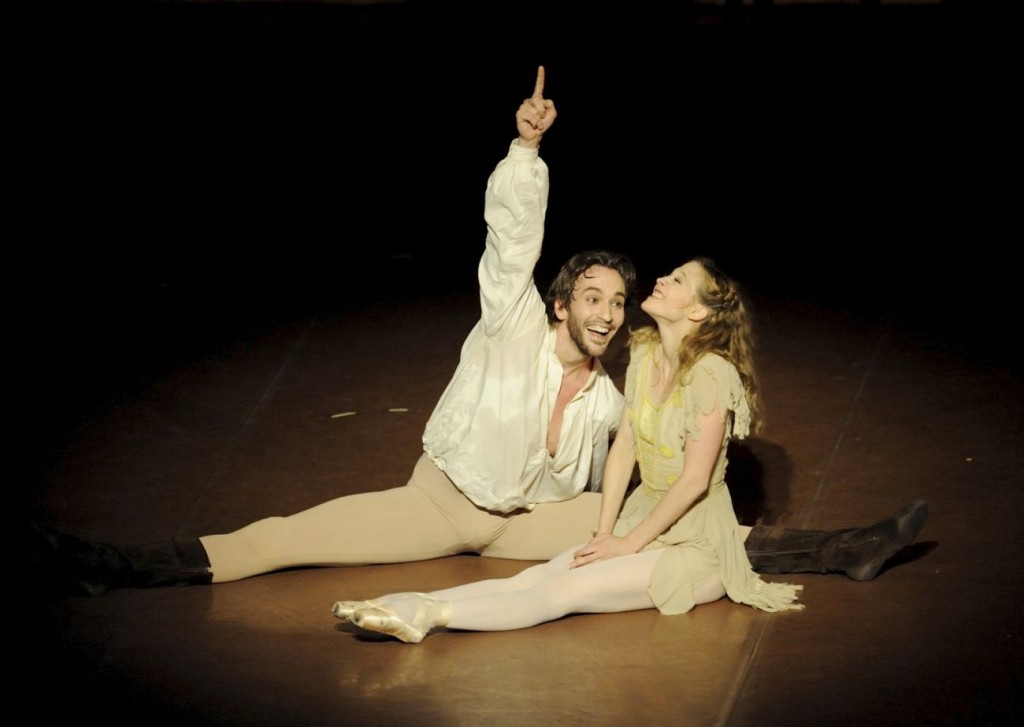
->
[692, 352, 736, 377]
[682, 352, 750, 436]
[685, 352, 744, 401]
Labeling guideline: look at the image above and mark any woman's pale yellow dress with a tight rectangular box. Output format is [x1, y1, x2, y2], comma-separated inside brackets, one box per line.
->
[612, 341, 803, 615]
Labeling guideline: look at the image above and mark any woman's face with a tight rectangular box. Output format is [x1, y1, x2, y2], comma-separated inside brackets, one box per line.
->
[641, 261, 705, 322]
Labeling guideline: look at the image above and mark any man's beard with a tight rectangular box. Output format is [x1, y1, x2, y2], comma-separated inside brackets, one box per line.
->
[567, 309, 610, 358]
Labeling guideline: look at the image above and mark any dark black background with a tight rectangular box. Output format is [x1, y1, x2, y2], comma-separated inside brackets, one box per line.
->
[2, 1, 1011, 487]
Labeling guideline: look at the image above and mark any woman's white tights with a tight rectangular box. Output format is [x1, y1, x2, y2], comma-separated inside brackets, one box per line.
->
[377, 545, 723, 632]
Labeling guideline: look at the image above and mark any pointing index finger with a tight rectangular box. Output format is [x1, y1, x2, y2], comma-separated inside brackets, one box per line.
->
[532, 65, 545, 99]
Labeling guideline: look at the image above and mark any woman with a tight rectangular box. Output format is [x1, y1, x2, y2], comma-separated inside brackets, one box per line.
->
[332, 257, 804, 643]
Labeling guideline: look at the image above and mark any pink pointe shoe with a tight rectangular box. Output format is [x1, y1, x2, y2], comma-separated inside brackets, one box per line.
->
[350, 594, 451, 644]
[332, 592, 422, 622]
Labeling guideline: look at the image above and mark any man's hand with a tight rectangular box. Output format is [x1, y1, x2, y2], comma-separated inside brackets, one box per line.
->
[516, 65, 556, 148]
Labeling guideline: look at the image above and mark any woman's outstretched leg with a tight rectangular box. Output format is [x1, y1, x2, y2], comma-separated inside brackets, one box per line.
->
[442, 548, 664, 631]
[331, 546, 583, 622]
[430, 546, 581, 601]
[344, 548, 679, 641]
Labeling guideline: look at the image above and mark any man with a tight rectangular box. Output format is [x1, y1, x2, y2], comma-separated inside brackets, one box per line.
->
[39, 67, 926, 596]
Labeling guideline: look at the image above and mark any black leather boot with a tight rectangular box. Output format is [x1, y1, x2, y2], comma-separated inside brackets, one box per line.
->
[743, 500, 928, 581]
[31, 524, 213, 597]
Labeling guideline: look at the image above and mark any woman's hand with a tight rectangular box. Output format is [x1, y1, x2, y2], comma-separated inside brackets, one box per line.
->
[569, 533, 637, 569]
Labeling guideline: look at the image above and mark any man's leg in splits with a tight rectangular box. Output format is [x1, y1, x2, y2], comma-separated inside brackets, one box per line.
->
[202, 454, 489, 582]
[37, 454, 501, 594]
[479, 490, 929, 582]
[741, 500, 929, 581]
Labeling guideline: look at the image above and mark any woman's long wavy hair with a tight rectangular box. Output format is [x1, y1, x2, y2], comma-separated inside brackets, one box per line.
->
[630, 256, 763, 433]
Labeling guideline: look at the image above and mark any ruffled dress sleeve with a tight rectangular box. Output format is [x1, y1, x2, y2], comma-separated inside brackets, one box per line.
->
[681, 354, 751, 444]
